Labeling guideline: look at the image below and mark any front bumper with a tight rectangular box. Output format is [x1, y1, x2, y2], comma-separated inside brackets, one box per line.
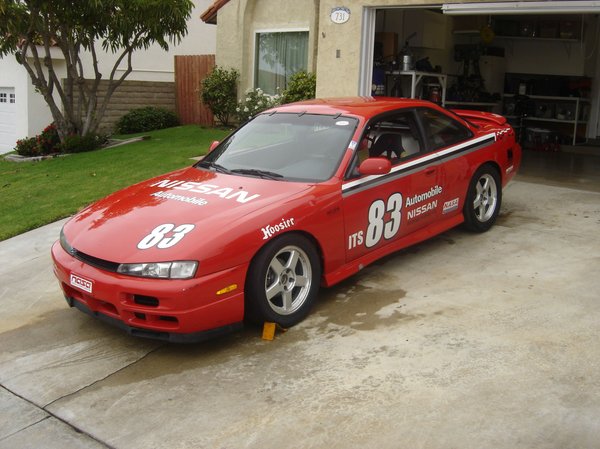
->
[51, 241, 247, 342]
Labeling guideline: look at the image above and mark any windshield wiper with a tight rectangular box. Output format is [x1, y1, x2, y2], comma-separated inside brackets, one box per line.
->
[197, 160, 232, 174]
[230, 168, 284, 180]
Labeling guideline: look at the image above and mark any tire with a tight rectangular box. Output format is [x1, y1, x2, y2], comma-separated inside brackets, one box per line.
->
[463, 165, 502, 233]
[245, 234, 321, 328]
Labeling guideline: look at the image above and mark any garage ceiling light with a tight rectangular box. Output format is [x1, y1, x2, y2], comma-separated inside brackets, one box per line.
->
[442, 1, 600, 15]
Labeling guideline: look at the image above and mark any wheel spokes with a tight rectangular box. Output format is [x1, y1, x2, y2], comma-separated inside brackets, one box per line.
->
[264, 245, 312, 316]
[473, 174, 497, 222]
[269, 257, 285, 277]
[295, 275, 309, 287]
[285, 249, 300, 271]
[281, 290, 293, 311]
[266, 281, 284, 300]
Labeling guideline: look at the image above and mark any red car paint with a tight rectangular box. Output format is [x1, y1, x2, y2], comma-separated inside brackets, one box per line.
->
[52, 97, 521, 342]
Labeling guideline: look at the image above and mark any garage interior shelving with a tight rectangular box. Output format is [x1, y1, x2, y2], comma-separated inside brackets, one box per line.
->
[372, 8, 599, 151]
[503, 94, 590, 145]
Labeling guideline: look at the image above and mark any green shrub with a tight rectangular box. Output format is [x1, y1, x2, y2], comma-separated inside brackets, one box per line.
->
[116, 107, 179, 134]
[236, 88, 281, 123]
[59, 134, 107, 154]
[200, 66, 239, 126]
[281, 71, 316, 104]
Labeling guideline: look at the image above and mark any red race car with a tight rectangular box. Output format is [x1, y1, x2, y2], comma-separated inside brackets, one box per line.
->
[52, 97, 521, 342]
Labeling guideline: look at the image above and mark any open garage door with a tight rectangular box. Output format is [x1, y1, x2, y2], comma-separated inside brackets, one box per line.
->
[442, 1, 600, 15]
[0, 87, 17, 154]
[360, 1, 600, 149]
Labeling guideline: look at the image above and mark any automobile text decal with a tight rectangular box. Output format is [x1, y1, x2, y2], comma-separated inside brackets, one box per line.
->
[406, 185, 442, 222]
[151, 191, 208, 206]
[138, 223, 195, 250]
[150, 179, 260, 204]
[262, 217, 295, 240]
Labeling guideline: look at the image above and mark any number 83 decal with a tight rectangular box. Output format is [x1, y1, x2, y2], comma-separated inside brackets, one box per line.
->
[138, 223, 195, 250]
[366, 193, 403, 248]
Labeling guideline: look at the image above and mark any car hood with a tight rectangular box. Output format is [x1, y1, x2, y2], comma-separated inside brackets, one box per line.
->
[63, 166, 312, 263]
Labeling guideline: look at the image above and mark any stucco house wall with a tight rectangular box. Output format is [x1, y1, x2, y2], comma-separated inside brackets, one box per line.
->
[211, 0, 599, 100]
[216, 0, 319, 97]
[214, 0, 453, 97]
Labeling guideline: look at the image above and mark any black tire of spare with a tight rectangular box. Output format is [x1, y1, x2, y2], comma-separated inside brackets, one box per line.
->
[463, 164, 502, 233]
[245, 233, 321, 328]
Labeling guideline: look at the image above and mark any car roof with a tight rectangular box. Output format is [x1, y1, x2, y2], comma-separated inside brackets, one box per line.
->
[270, 96, 439, 120]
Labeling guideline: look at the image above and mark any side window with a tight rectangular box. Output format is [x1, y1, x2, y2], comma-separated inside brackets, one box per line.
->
[365, 111, 423, 162]
[417, 108, 472, 150]
[345, 110, 423, 179]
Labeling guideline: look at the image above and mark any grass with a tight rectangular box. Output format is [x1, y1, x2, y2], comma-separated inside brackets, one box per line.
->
[0, 125, 231, 241]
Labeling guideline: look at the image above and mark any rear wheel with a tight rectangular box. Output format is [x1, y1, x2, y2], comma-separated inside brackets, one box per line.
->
[463, 165, 502, 232]
[246, 234, 321, 328]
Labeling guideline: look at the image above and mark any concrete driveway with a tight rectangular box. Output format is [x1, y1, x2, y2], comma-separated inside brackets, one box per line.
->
[1, 180, 599, 449]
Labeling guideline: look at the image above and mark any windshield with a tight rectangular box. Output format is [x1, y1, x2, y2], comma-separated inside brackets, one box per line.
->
[197, 113, 358, 182]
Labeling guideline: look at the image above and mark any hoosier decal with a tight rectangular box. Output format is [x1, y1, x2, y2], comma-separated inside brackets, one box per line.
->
[262, 217, 295, 240]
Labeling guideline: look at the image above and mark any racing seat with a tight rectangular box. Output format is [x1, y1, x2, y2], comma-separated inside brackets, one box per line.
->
[401, 134, 421, 157]
[369, 133, 403, 160]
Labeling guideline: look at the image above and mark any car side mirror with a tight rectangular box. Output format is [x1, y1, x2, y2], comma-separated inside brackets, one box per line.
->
[208, 140, 220, 153]
[358, 157, 392, 176]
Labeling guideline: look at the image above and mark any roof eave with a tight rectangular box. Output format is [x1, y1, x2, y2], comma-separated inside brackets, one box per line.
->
[200, 0, 231, 24]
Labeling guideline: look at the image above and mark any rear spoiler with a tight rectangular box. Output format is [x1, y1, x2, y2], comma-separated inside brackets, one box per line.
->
[450, 109, 507, 126]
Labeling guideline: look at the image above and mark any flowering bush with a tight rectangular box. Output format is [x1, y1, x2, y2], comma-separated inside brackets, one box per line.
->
[13, 123, 105, 157]
[14, 137, 40, 157]
[236, 88, 280, 123]
[14, 123, 60, 156]
[38, 123, 61, 153]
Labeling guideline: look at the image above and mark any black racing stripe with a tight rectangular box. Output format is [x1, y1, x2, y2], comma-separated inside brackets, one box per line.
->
[342, 135, 495, 196]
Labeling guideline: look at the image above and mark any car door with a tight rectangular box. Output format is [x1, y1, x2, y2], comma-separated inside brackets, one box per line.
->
[342, 109, 445, 263]
[414, 107, 479, 220]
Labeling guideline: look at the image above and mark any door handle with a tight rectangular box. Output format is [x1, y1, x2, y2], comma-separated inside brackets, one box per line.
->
[425, 168, 436, 175]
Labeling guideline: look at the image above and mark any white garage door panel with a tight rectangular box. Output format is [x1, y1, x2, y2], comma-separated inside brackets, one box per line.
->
[441, 1, 600, 15]
[0, 87, 17, 153]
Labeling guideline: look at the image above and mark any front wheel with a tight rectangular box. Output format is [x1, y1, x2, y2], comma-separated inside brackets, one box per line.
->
[245, 234, 321, 328]
[463, 165, 502, 232]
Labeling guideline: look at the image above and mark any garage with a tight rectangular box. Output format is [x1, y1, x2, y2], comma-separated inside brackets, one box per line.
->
[360, 1, 600, 161]
[0, 86, 17, 153]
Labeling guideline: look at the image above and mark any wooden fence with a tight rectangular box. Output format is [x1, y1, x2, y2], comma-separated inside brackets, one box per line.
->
[175, 55, 215, 126]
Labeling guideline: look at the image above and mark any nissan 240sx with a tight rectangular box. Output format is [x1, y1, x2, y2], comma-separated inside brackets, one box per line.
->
[52, 97, 521, 342]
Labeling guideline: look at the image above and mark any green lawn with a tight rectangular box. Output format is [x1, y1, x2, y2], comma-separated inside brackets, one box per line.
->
[0, 125, 230, 241]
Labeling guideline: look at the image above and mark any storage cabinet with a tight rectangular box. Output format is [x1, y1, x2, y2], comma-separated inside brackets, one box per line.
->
[403, 10, 449, 49]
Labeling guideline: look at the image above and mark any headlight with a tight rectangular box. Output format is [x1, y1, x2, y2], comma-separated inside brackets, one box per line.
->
[60, 228, 74, 255]
[117, 261, 198, 279]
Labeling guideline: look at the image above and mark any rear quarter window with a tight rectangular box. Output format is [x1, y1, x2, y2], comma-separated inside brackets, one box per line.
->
[418, 108, 472, 151]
